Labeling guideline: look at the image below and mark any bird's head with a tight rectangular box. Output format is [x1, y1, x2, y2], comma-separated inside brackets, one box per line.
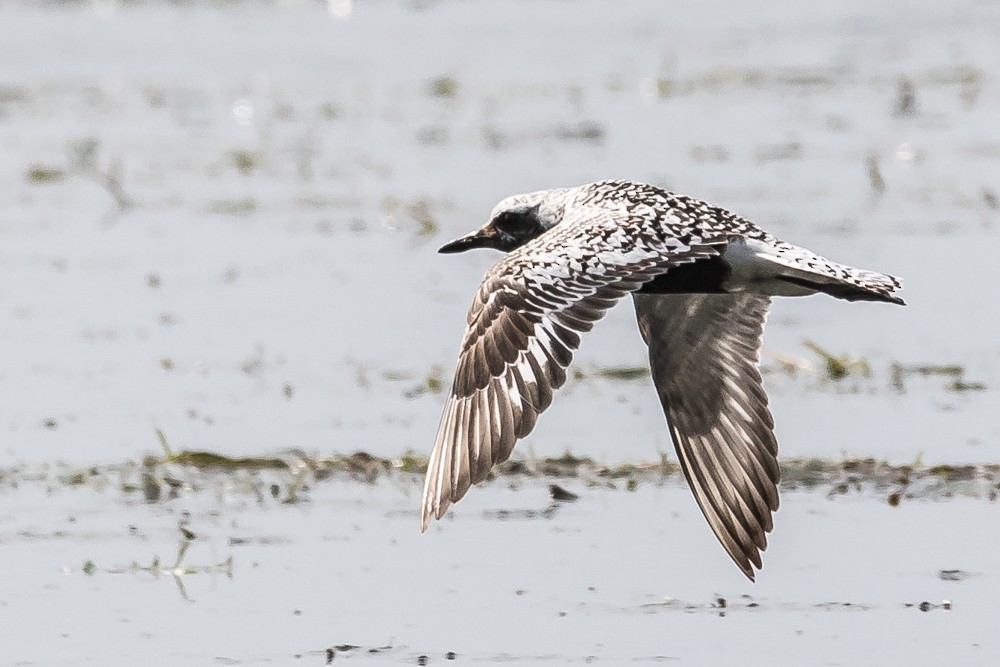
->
[438, 188, 570, 254]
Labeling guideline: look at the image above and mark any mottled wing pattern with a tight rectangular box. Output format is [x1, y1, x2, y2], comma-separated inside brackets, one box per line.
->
[422, 208, 725, 530]
[633, 292, 779, 581]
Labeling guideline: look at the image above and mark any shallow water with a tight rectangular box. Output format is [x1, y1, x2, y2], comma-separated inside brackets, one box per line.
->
[1, 0, 999, 664]
[2, 464, 999, 665]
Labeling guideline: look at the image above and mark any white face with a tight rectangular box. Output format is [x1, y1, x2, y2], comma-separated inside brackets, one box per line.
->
[489, 188, 569, 234]
[439, 187, 571, 254]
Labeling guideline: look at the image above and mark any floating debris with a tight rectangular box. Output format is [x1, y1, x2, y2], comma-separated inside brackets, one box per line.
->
[982, 187, 999, 211]
[753, 142, 802, 163]
[207, 197, 258, 215]
[318, 102, 342, 120]
[63, 138, 133, 211]
[427, 75, 459, 99]
[416, 125, 448, 146]
[938, 569, 970, 582]
[893, 78, 917, 117]
[483, 506, 558, 522]
[910, 600, 952, 612]
[555, 121, 605, 144]
[548, 484, 579, 502]
[689, 145, 730, 162]
[230, 149, 260, 175]
[866, 151, 886, 197]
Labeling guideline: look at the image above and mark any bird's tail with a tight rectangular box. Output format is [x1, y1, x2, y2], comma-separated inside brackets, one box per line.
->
[777, 264, 904, 305]
[723, 238, 905, 305]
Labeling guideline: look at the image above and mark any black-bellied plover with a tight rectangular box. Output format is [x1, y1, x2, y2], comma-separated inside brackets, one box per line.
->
[422, 179, 903, 580]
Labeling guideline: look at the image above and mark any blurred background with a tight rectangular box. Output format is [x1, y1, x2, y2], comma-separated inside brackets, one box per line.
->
[1, 1, 998, 664]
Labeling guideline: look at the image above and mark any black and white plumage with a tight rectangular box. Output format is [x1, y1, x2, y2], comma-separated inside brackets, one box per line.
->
[422, 179, 903, 580]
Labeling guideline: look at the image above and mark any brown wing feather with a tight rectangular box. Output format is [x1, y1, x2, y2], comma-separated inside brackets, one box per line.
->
[422, 274, 646, 530]
[422, 209, 727, 530]
[633, 292, 779, 581]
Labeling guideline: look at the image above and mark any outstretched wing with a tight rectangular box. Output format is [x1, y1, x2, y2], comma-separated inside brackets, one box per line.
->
[422, 210, 724, 530]
[633, 292, 779, 581]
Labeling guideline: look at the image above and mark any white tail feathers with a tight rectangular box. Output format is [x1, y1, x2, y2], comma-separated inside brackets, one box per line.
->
[721, 238, 904, 305]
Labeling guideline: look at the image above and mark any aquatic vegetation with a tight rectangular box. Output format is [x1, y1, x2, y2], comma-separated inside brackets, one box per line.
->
[890, 362, 988, 393]
[592, 365, 650, 381]
[424, 367, 444, 393]
[753, 142, 803, 163]
[948, 378, 988, 392]
[394, 449, 426, 474]
[70, 538, 234, 602]
[555, 121, 605, 144]
[416, 125, 449, 146]
[25, 164, 66, 184]
[399, 366, 445, 398]
[407, 198, 438, 237]
[803, 340, 872, 380]
[207, 197, 258, 215]
[157, 429, 289, 471]
[8, 425, 997, 513]
[427, 75, 459, 99]
[230, 149, 260, 175]
[27, 434, 979, 505]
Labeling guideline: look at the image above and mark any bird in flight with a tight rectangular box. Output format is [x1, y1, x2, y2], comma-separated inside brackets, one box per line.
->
[421, 179, 903, 580]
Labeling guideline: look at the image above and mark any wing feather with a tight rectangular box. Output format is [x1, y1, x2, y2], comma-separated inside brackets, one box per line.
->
[634, 292, 779, 580]
[422, 208, 725, 530]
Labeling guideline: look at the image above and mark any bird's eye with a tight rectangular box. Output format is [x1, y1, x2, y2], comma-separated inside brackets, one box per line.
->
[493, 210, 537, 237]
